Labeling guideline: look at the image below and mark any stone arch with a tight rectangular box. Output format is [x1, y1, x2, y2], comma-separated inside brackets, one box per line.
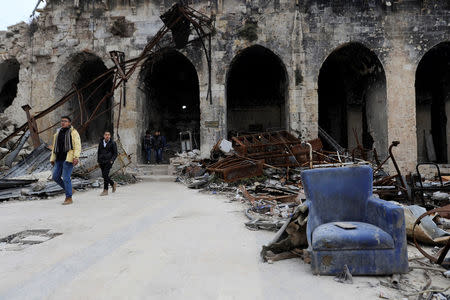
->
[0, 58, 20, 113]
[137, 48, 200, 162]
[415, 41, 450, 163]
[318, 42, 388, 157]
[226, 45, 289, 135]
[54, 52, 113, 144]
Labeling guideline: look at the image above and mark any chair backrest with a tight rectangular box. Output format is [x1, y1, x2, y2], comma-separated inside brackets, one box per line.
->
[302, 165, 373, 233]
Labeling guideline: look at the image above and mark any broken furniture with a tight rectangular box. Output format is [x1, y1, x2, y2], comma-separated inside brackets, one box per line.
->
[232, 131, 323, 167]
[412, 205, 450, 268]
[301, 165, 409, 275]
[409, 163, 450, 206]
[206, 155, 264, 182]
[372, 141, 410, 203]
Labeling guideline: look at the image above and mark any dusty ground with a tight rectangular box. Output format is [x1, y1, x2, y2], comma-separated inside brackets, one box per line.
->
[0, 180, 447, 300]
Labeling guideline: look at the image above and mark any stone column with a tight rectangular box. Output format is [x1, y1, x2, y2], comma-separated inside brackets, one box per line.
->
[384, 40, 417, 173]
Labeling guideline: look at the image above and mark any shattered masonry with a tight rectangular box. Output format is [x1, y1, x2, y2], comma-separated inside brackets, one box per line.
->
[0, 0, 449, 174]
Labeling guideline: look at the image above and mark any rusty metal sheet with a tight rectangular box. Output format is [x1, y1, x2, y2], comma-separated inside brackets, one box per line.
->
[231, 131, 322, 167]
[207, 155, 264, 182]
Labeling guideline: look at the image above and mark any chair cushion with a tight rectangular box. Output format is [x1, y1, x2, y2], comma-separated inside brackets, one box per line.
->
[312, 222, 394, 251]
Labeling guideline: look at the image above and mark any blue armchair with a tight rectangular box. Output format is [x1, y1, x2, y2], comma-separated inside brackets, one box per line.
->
[301, 165, 408, 275]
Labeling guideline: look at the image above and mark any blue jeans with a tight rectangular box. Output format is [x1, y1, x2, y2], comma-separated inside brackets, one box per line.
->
[52, 161, 74, 197]
[145, 148, 152, 162]
[155, 148, 163, 163]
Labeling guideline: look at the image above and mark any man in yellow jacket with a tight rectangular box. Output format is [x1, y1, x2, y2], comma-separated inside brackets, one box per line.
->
[50, 116, 81, 205]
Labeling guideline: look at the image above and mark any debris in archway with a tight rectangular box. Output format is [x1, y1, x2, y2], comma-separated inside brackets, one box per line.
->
[0, 3, 214, 153]
[318, 43, 388, 158]
[416, 42, 450, 164]
[54, 52, 114, 144]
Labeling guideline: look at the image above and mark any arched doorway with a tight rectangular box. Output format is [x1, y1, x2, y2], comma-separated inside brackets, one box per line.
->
[416, 42, 450, 163]
[54, 52, 113, 144]
[318, 43, 388, 157]
[0, 59, 20, 113]
[140, 49, 200, 158]
[226, 45, 288, 135]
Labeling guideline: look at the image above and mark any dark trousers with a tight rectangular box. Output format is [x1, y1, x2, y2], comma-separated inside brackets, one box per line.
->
[100, 162, 114, 190]
[145, 148, 152, 162]
[155, 148, 163, 163]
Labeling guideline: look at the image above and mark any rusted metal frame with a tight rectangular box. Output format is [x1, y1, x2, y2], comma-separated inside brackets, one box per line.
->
[236, 139, 302, 149]
[79, 91, 114, 134]
[207, 157, 249, 170]
[276, 131, 302, 168]
[82, 102, 120, 129]
[220, 162, 264, 182]
[109, 51, 127, 80]
[248, 151, 299, 159]
[22, 105, 41, 149]
[352, 128, 367, 161]
[373, 148, 381, 166]
[72, 83, 84, 125]
[413, 207, 450, 268]
[82, 72, 116, 110]
[1, 4, 212, 149]
[181, 5, 213, 24]
[208, 161, 248, 171]
[82, 69, 130, 131]
[180, 6, 213, 103]
[412, 163, 448, 205]
[373, 175, 397, 186]
[388, 141, 408, 193]
[0, 69, 116, 148]
[312, 150, 340, 163]
[123, 24, 173, 81]
[38, 72, 115, 135]
[116, 81, 123, 139]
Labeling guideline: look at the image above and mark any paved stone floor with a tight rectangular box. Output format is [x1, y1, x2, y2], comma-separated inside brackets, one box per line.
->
[0, 181, 394, 300]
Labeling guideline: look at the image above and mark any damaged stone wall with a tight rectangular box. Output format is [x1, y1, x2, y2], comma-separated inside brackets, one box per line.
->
[0, 0, 449, 172]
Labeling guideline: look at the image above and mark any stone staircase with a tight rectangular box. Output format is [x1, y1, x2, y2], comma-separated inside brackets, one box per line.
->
[134, 164, 176, 182]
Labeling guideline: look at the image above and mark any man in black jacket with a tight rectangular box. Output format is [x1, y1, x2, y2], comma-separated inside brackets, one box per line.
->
[97, 131, 118, 196]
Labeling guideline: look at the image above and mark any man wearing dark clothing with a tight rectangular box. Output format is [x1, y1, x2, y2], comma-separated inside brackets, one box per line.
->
[97, 131, 118, 196]
[153, 130, 166, 164]
[143, 130, 153, 164]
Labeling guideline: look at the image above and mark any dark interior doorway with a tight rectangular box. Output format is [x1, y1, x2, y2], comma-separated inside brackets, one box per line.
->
[141, 49, 200, 151]
[416, 42, 450, 164]
[0, 59, 20, 113]
[226, 45, 288, 134]
[55, 52, 113, 144]
[318, 43, 388, 156]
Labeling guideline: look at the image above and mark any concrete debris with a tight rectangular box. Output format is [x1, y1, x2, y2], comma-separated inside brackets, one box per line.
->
[0, 140, 134, 201]
[334, 265, 353, 284]
[404, 205, 450, 245]
[218, 139, 233, 153]
[167, 130, 450, 297]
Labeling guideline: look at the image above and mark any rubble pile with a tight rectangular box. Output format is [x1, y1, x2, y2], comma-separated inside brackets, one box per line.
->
[170, 130, 450, 298]
[0, 139, 135, 202]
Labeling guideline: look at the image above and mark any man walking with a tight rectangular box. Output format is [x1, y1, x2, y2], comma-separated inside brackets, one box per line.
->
[50, 116, 81, 205]
[143, 130, 153, 164]
[97, 131, 118, 196]
[153, 130, 166, 164]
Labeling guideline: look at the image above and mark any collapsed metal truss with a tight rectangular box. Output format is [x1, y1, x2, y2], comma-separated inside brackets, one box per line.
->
[0, 2, 214, 150]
